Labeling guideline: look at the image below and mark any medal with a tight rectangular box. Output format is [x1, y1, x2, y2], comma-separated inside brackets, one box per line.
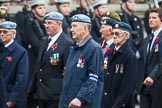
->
[115, 64, 119, 73]
[104, 58, 108, 70]
[120, 64, 124, 74]
[50, 53, 60, 66]
[80, 63, 84, 68]
[77, 54, 85, 68]
[104, 64, 107, 70]
[77, 63, 80, 67]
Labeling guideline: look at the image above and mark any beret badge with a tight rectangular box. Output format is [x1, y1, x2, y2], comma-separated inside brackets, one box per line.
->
[1, 10, 6, 14]
[74, 16, 78, 21]
[106, 11, 111, 16]
[101, 20, 107, 25]
[115, 24, 119, 28]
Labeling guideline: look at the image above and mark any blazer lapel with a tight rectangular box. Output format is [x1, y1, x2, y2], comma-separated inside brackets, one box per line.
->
[37, 40, 47, 64]
[147, 30, 162, 63]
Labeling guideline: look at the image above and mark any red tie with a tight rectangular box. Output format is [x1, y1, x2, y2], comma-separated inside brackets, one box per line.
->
[102, 41, 107, 48]
[113, 48, 117, 55]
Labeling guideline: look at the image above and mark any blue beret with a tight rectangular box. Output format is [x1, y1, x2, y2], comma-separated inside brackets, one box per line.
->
[101, 18, 117, 26]
[44, 12, 64, 21]
[0, 21, 17, 29]
[71, 14, 91, 24]
[112, 22, 132, 32]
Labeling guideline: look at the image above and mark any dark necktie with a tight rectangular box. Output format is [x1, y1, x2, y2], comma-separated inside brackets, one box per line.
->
[41, 38, 51, 61]
[102, 41, 107, 48]
[148, 33, 154, 53]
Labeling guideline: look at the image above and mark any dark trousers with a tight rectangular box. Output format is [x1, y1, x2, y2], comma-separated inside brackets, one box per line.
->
[26, 99, 38, 108]
[140, 93, 153, 108]
[38, 99, 59, 108]
[152, 76, 162, 108]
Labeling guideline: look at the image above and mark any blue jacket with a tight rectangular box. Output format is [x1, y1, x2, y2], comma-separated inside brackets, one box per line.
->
[0, 40, 7, 108]
[59, 35, 104, 108]
[103, 41, 137, 108]
[2, 41, 29, 108]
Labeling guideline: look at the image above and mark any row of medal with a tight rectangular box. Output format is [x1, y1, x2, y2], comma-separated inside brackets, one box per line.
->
[50, 53, 60, 66]
[115, 64, 124, 74]
[77, 54, 85, 68]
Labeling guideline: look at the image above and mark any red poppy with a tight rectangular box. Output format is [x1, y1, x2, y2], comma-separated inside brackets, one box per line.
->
[105, 48, 111, 55]
[155, 37, 159, 43]
[7, 56, 12, 62]
[51, 43, 57, 50]
[79, 54, 83, 59]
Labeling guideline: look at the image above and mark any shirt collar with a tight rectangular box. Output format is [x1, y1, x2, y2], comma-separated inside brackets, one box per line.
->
[153, 27, 162, 37]
[50, 30, 62, 40]
[106, 38, 114, 47]
[5, 39, 14, 47]
[76, 35, 91, 47]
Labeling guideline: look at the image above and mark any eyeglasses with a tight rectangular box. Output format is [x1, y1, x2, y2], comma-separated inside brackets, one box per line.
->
[44, 21, 59, 26]
[111, 31, 125, 37]
[0, 29, 9, 34]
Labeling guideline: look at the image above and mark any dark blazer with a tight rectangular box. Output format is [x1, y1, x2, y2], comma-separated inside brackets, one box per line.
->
[151, 32, 162, 108]
[0, 40, 7, 108]
[32, 32, 72, 100]
[138, 30, 162, 95]
[2, 41, 29, 108]
[102, 41, 137, 108]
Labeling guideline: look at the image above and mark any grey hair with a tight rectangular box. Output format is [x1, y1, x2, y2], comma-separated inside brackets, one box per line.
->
[10, 29, 16, 39]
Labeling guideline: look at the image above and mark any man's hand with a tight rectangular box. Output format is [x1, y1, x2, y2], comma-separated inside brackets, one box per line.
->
[7, 102, 15, 108]
[143, 76, 154, 86]
[68, 98, 82, 108]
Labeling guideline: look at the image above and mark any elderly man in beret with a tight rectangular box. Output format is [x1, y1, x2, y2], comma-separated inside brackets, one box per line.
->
[99, 12, 120, 107]
[103, 22, 137, 108]
[0, 21, 29, 108]
[27, 11, 72, 108]
[59, 14, 104, 108]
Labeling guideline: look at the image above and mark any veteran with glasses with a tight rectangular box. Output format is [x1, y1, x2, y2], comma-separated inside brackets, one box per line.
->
[104, 22, 138, 108]
[27, 11, 72, 108]
[0, 21, 29, 108]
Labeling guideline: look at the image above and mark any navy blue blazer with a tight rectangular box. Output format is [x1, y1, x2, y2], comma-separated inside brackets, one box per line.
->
[103, 41, 137, 108]
[0, 40, 7, 108]
[29, 32, 73, 101]
[151, 31, 162, 108]
[138, 30, 162, 94]
[2, 41, 29, 108]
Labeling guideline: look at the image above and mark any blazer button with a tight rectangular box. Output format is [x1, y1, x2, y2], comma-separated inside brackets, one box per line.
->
[104, 92, 107, 95]
[39, 79, 42, 82]
[28, 44, 32, 49]
[40, 69, 42, 71]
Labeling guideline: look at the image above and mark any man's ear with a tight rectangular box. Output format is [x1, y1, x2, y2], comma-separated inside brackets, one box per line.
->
[125, 32, 129, 39]
[11, 30, 16, 38]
